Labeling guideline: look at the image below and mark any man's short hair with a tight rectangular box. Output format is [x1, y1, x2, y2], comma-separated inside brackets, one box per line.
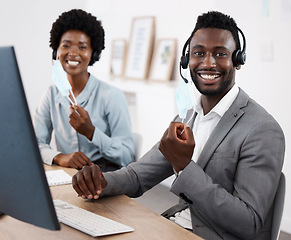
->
[190, 11, 241, 50]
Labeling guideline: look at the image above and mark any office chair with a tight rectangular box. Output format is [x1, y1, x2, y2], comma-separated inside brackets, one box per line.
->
[132, 132, 143, 161]
[271, 172, 286, 240]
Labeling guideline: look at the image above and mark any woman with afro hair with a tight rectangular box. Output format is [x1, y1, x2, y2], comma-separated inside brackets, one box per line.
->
[34, 9, 135, 171]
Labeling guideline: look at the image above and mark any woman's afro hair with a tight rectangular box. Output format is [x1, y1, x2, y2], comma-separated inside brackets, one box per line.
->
[50, 9, 105, 66]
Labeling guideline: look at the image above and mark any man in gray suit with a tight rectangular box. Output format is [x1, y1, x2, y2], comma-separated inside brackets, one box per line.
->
[72, 11, 285, 240]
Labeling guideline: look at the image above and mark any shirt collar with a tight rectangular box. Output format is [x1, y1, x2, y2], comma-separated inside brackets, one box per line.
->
[195, 84, 239, 117]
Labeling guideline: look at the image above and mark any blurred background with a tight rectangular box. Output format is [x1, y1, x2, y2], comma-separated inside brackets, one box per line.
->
[0, 0, 290, 234]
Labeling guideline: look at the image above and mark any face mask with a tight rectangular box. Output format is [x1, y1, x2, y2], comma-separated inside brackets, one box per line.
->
[176, 71, 196, 122]
[52, 59, 77, 105]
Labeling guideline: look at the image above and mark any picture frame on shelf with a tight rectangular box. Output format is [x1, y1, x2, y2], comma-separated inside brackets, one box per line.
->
[110, 39, 127, 77]
[124, 16, 155, 80]
[149, 38, 177, 82]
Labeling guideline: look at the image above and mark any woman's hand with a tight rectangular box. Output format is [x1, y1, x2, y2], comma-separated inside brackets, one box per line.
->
[69, 105, 95, 140]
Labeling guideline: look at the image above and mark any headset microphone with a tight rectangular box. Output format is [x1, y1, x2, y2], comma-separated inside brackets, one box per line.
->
[179, 63, 188, 83]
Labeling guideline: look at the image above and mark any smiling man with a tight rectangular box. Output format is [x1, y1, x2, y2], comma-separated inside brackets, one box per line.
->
[190, 28, 237, 113]
[72, 11, 285, 240]
[33, 9, 135, 171]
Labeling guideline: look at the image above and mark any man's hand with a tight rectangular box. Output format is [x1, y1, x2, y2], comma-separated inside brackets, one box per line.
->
[72, 164, 107, 200]
[159, 122, 195, 172]
[53, 152, 93, 169]
[69, 105, 95, 140]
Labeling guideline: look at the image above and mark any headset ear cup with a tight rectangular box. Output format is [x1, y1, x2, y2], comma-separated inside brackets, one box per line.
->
[232, 50, 246, 67]
[92, 51, 98, 60]
[180, 56, 187, 69]
[232, 50, 240, 67]
[52, 50, 57, 60]
[239, 51, 246, 65]
[232, 28, 247, 67]
[180, 53, 189, 69]
[89, 51, 99, 65]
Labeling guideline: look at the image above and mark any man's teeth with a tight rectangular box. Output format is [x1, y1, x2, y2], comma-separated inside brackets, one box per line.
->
[67, 61, 79, 66]
[200, 74, 219, 80]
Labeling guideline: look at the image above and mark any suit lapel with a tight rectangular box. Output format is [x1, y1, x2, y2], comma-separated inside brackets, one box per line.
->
[186, 109, 197, 129]
[197, 89, 249, 169]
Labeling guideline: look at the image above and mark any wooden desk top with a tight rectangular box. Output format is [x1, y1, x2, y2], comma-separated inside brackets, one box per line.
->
[0, 165, 203, 240]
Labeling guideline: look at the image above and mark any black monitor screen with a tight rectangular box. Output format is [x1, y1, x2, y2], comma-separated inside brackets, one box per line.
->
[0, 46, 60, 230]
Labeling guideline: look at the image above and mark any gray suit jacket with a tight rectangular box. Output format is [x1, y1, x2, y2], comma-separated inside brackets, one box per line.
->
[102, 89, 285, 240]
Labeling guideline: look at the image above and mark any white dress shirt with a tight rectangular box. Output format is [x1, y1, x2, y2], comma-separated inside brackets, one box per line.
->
[192, 84, 239, 162]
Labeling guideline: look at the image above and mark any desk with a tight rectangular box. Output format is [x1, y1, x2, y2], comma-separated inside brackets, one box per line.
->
[0, 165, 203, 240]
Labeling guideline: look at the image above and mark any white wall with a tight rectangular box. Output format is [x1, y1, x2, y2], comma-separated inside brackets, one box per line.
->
[1, 0, 290, 233]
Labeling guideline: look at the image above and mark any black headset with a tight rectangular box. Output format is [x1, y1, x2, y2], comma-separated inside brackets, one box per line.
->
[179, 27, 246, 83]
[180, 37, 191, 83]
[52, 50, 57, 60]
[52, 50, 99, 65]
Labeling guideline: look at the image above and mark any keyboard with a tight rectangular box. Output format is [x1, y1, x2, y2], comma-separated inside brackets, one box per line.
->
[53, 199, 134, 237]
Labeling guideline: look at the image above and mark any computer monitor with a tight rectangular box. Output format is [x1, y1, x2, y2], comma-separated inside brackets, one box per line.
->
[0, 46, 60, 230]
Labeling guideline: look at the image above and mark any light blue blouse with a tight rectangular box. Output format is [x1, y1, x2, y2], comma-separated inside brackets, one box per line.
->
[33, 74, 135, 167]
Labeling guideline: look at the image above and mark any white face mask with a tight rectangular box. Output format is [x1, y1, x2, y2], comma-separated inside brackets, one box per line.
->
[52, 59, 77, 105]
[52, 59, 71, 96]
[176, 71, 196, 122]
